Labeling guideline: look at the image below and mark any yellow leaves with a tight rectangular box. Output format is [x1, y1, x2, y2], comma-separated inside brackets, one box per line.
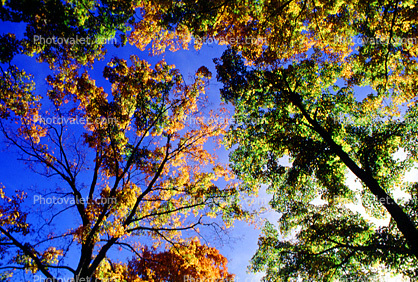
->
[0, 188, 29, 235]
[361, 94, 384, 114]
[0, 184, 5, 199]
[170, 151, 188, 168]
[96, 259, 130, 282]
[25, 257, 38, 274]
[129, 1, 193, 55]
[16, 120, 48, 144]
[107, 183, 139, 220]
[73, 226, 88, 244]
[107, 223, 125, 238]
[213, 164, 235, 182]
[341, 64, 353, 80]
[287, 1, 303, 15]
[41, 247, 63, 264]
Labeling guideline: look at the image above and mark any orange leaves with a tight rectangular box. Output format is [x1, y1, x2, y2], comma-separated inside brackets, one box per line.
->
[0, 186, 30, 235]
[129, 0, 193, 55]
[126, 238, 234, 282]
[41, 247, 63, 265]
[46, 63, 80, 105]
[17, 122, 47, 144]
[213, 164, 235, 182]
[196, 66, 212, 80]
[106, 223, 125, 238]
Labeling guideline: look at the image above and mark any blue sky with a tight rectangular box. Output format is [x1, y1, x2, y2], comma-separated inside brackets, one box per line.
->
[3, 9, 416, 282]
[0, 19, 278, 281]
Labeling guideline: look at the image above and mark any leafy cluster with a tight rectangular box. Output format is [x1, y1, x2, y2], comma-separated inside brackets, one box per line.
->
[2, 0, 418, 281]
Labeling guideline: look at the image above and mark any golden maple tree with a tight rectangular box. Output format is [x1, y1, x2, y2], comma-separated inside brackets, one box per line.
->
[0, 1, 252, 279]
[0, 53, 247, 280]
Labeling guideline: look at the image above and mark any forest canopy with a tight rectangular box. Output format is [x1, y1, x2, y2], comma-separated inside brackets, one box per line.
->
[1, 0, 418, 281]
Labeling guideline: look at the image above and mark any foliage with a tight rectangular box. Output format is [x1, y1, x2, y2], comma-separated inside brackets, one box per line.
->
[103, 0, 418, 279]
[214, 18, 418, 282]
[124, 238, 234, 281]
[130, 0, 264, 56]
[3, 0, 418, 281]
[0, 3, 249, 277]
[1, 0, 136, 66]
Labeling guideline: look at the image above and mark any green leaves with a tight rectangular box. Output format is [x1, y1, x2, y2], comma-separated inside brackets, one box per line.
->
[1, 0, 137, 68]
[251, 205, 416, 281]
[215, 20, 418, 278]
[2, 0, 418, 280]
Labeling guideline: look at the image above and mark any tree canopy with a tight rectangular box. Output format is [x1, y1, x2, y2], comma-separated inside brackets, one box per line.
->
[209, 0, 418, 280]
[215, 48, 418, 280]
[2, 0, 418, 281]
[0, 52, 245, 280]
[0, 1, 249, 280]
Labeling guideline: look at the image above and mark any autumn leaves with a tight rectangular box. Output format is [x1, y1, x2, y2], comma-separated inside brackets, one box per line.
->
[2, 0, 418, 281]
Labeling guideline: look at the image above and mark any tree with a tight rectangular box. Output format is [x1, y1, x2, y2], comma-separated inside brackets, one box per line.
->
[133, 0, 418, 280]
[210, 0, 418, 278]
[125, 238, 234, 281]
[0, 0, 264, 280]
[1, 0, 137, 66]
[105, 0, 418, 279]
[1, 0, 138, 130]
[52, 237, 235, 281]
[4, 0, 418, 280]
[0, 43, 248, 282]
[129, 0, 265, 57]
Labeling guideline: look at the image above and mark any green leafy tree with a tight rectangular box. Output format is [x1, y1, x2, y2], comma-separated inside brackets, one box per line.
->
[1, 0, 136, 66]
[215, 45, 418, 281]
[179, 0, 418, 279]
